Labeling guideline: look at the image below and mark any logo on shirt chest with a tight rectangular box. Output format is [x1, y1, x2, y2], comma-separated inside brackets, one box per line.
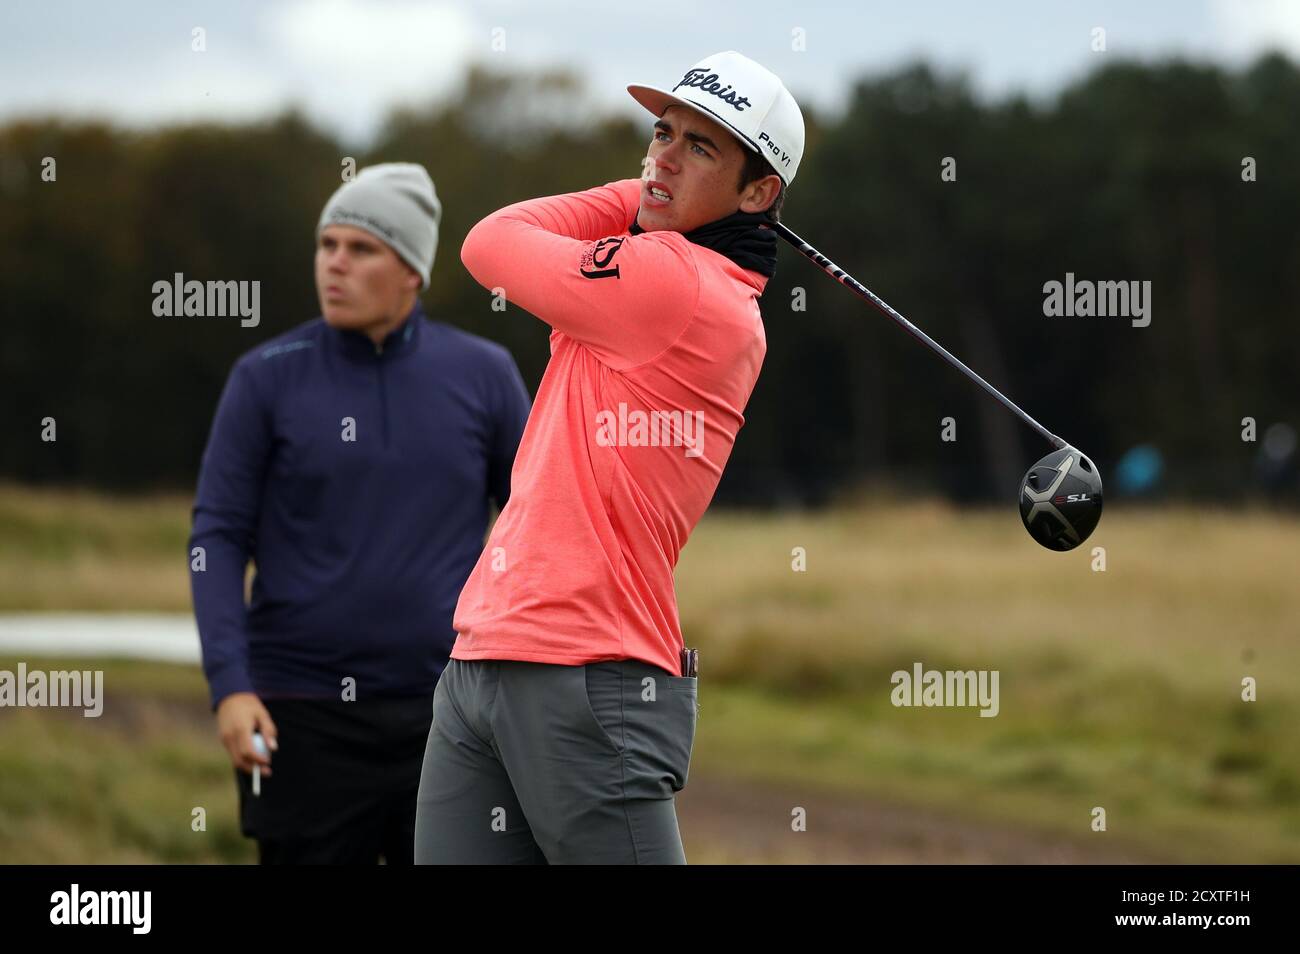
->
[579, 237, 626, 280]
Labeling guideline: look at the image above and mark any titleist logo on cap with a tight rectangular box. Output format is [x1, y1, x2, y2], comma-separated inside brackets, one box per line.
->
[673, 68, 752, 111]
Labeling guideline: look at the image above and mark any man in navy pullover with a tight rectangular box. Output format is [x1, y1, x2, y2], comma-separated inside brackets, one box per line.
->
[189, 163, 530, 864]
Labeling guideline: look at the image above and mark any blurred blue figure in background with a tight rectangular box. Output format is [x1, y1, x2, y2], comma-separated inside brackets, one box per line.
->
[1116, 444, 1164, 497]
[1254, 423, 1298, 500]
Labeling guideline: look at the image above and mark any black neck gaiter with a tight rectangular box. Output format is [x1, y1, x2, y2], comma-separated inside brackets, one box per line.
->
[631, 208, 778, 278]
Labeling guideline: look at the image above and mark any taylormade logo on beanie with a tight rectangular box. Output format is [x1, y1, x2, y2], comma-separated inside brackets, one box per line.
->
[317, 163, 442, 289]
[627, 50, 805, 185]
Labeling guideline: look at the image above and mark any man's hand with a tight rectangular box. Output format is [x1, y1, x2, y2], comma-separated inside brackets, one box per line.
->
[216, 692, 279, 775]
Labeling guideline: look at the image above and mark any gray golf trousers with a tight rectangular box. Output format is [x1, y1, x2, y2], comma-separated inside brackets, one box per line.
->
[414, 657, 698, 864]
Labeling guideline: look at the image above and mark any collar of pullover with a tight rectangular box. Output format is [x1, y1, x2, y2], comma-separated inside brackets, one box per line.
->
[327, 301, 423, 359]
[630, 208, 778, 279]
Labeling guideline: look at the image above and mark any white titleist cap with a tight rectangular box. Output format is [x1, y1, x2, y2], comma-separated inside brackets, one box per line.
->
[627, 50, 805, 185]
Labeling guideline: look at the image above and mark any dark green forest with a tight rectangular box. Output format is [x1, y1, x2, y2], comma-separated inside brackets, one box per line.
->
[2, 56, 1296, 504]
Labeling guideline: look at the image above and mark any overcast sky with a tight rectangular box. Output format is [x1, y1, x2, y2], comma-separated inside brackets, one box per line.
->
[4, 1, 1298, 145]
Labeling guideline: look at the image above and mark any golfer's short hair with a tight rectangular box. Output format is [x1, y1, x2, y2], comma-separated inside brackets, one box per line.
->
[738, 148, 785, 222]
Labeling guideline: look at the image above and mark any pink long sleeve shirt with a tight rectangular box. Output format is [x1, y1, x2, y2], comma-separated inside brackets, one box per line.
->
[450, 178, 768, 676]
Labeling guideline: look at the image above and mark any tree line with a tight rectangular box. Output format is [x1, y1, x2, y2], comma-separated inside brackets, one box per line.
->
[2, 56, 1296, 505]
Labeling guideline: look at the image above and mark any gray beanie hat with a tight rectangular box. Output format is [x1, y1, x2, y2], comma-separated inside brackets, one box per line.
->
[317, 163, 442, 289]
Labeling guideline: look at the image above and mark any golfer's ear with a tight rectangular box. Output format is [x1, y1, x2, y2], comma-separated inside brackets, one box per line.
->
[740, 174, 781, 215]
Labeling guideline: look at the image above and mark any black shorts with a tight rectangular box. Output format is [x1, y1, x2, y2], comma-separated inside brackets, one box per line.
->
[235, 693, 434, 865]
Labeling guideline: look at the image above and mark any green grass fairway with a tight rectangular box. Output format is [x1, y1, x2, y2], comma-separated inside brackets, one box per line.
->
[1, 485, 1296, 862]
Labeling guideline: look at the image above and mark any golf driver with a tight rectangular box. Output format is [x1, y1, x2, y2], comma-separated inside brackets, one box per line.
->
[772, 221, 1103, 551]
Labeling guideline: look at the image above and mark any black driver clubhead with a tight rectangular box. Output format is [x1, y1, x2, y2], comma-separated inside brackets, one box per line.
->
[1019, 447, 1104, 551]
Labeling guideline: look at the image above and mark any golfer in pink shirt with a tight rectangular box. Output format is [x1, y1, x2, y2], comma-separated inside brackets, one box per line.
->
[415, 51, 806, 864]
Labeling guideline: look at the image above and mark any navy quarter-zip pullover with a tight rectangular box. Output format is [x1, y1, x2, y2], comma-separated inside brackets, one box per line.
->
[189, 303, 531, 710]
